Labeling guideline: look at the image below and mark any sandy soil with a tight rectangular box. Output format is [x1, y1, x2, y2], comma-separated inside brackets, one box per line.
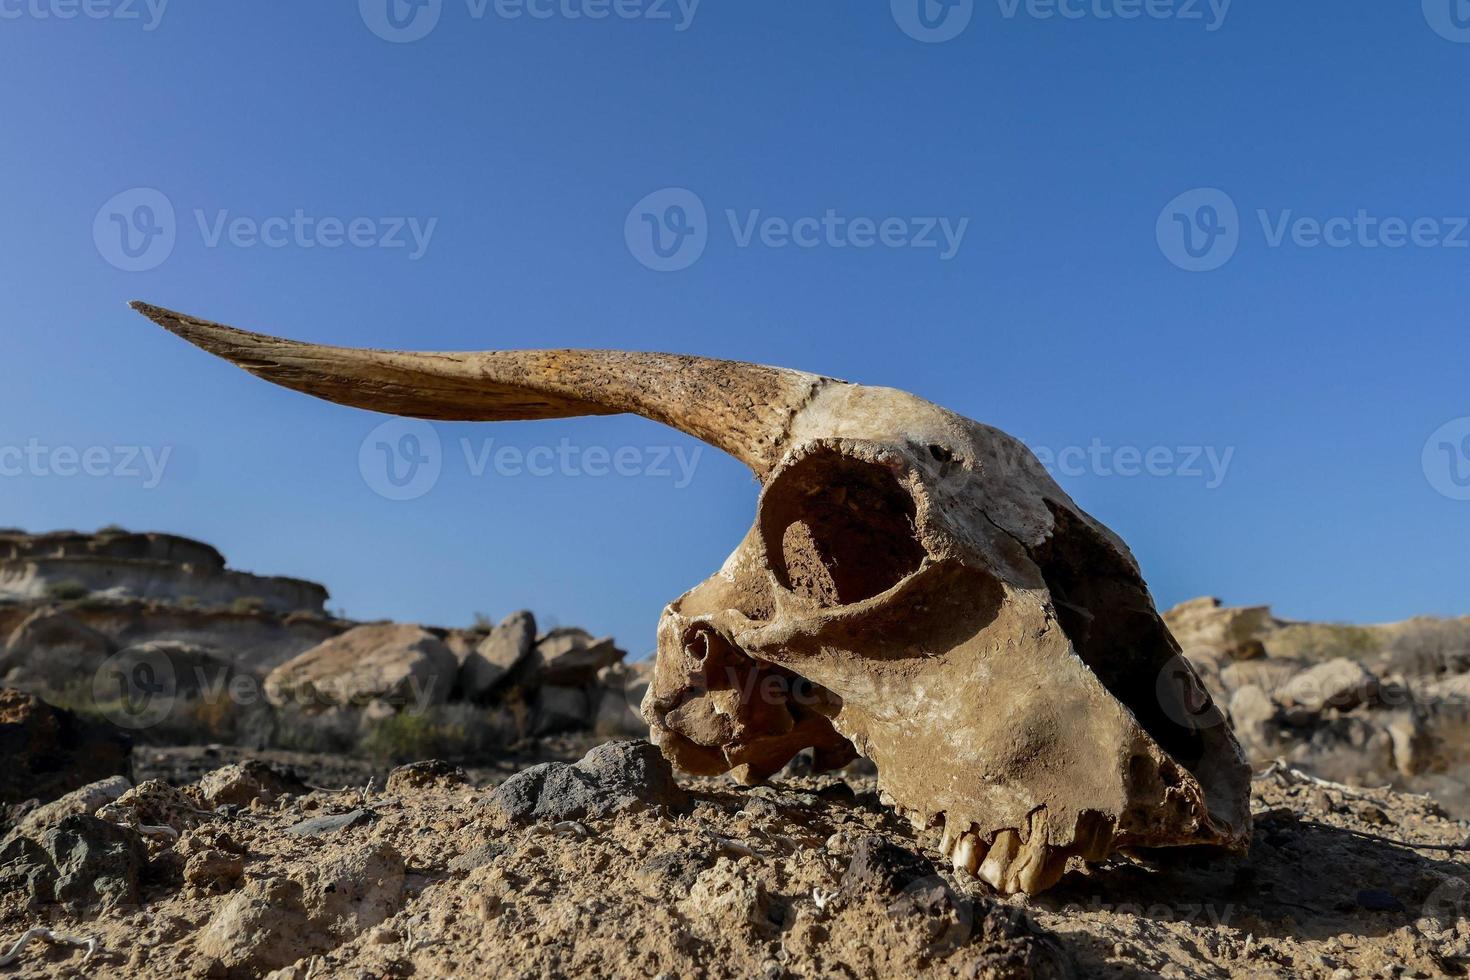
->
[2, 744, 1468, 980]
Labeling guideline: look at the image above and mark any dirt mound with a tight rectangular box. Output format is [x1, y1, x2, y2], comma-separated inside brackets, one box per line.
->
[0, 741, 1466, 979]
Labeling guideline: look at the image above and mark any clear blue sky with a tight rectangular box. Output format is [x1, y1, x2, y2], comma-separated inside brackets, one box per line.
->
[3, 1, 1468, 654]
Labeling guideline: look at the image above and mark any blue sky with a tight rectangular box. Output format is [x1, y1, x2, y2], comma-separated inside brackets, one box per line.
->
[3, 1, 1468, 654]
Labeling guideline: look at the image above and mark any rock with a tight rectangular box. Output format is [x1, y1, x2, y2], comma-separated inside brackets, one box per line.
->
[0, 610, 115, 690]
[527, 627, 625, 686]
[1164, 597, 1282, 662]
[264, 624, 458, 712]
[98, 779, 208, 835]
[681, 858, 773, 936]
[1219, 658, 1305, 697]
[0, 690, 132, 807]
[199, 760, 306, 807]
[36, 814, 147, 909]
[10, 774, 132, 839]
[106, 640, 238, 699]
[198, 878, 311, 972]
[531, 685, 590, 736]
[460, 610, 535, 701]
[1228, 684, 1280, 750]
[184, 848, 246, 892]
[1355, 888, 1405, 912]
[385, 759, 468, 794]
[300, 841, 406, 937]
[1280, 658, 1378, 712]
[840, 835, 936, 897]
[287, 809, 375, 837]
[594, 660, 653, 736]
[0, 529, 328, 615]
[488, 739, 688, 823]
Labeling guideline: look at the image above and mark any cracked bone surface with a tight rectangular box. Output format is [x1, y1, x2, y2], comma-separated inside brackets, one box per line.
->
[133, 301, 1252, 895]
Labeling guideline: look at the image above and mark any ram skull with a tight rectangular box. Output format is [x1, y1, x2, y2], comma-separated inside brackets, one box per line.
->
[133, 301, 1251, 894]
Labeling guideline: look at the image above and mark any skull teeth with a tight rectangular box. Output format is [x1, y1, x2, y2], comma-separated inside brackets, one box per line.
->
[932, 809, 1071, 895]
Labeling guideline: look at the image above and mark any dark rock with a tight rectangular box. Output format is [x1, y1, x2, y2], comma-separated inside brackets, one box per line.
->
[841, 836, 936, 897]
[0, 688, 132, 806]
[488, 739, 688, 823]
[1355, 888, 1406, 913]
[531, 685, 591, 736]
[386, 760, 469, 794]
[461, 610, 536, 701]
[287, 809, 374, 837]
[37, 814, 147, 909]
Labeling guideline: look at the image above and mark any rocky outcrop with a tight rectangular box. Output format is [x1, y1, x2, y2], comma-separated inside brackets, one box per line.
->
[0, 529, 327, 615]
[1167, 596, 1470, 817]
[459, 610, 535, 700]
[0, 689, 132, 807]
[265, 624, 459, 711]
[0, 527, 648, 758]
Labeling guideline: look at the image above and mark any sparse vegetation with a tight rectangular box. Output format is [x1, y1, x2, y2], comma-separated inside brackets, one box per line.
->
[472, 611, 496, 633]
[43, 579, 90, 602]
[231, 596, 267, 615]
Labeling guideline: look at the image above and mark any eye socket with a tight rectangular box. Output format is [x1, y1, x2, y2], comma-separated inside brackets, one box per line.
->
[759, 449, 926, 607]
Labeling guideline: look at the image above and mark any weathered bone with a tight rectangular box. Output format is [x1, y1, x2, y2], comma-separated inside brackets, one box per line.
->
[129, 302, 826, 476]
[135, 301, 1252, 895]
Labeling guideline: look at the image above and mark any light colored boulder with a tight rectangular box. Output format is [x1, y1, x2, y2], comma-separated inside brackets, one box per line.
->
[0, 609, 115, 690]
[264, 624, 457, 712]
[460, 610, 536, 701]
[1227, 684, 1278, 751]
[594, 660, 653, 736]
[529, 627, 625, 686]
[1164, 596, 1282, 661]
[1279, 658, 1377, 713]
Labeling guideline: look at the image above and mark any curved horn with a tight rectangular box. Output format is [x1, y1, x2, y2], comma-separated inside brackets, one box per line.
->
[132, 302, 832, 475]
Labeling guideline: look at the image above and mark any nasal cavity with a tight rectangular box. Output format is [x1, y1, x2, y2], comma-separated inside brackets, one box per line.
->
[760, 450, 925, 607]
